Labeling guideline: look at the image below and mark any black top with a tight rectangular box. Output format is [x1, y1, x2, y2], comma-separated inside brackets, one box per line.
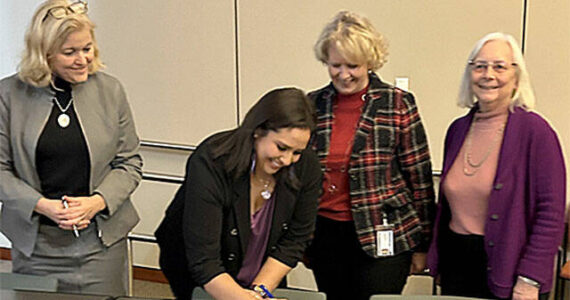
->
[36, 77, 90, 225]
[155, 131, 322, 286]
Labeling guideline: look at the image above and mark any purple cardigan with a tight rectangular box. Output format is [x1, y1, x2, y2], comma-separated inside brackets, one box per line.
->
[427, 106, 566, 298]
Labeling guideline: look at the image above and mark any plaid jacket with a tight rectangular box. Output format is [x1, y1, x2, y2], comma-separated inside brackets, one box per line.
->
[309, 73, 435, 257]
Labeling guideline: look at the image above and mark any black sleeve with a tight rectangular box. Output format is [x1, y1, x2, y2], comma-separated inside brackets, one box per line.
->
[182, 145, 229, 286]
[269, 148, 322, 267]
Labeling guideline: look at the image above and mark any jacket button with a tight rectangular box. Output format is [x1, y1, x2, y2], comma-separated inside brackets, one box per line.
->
[230, 228, 238, 236]
[494, 183, 503, 190]
[487, 266, 492, 271]
[488, 241, 494, 247]
[270, 246, 277, 251]
[282, 223, 288, 230]
[227, 253, 236, 261]
[490, 214, 499, 220]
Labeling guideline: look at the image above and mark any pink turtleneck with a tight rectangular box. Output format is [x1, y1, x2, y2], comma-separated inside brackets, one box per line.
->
[442, 104, 509, 235]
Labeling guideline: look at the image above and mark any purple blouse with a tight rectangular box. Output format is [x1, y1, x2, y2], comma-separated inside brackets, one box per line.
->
[236, 193, 276, 287]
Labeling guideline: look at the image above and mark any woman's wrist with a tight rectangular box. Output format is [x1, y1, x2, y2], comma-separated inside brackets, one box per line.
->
[90, 193, 107, 212]
[33, 197, 53, 215]
[517, 275, 541, 289]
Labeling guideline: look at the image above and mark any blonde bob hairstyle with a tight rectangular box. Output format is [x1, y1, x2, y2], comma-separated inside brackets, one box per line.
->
[457, 32, 535, 110]
[18, 0, 104, 87]
[314, 11, 388, 71]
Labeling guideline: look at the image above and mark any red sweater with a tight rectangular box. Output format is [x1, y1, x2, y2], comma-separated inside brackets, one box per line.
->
[319, 88, 366, 221]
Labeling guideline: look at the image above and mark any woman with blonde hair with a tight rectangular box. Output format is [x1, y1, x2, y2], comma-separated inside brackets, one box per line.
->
[306, 11, 435, 300]
[427, 32, 566, 300]
[0, 0, 142, 295]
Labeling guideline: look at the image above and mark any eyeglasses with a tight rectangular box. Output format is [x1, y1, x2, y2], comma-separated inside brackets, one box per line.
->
[468, 60, 517, 74]
[42, 1, 88, 22]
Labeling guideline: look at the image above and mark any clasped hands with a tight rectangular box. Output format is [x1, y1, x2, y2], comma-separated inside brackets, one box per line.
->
[34, 194, 106, 232]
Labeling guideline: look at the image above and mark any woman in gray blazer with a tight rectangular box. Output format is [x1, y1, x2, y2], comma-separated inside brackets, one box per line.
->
[0, 0, 142, 296]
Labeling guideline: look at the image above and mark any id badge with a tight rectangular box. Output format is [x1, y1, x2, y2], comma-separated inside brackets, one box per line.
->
[376, 216, 394, 257]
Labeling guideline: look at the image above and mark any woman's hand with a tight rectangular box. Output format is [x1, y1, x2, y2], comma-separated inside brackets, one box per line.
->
[34, 197, 67, 224]
[410, 252, 427, 274]
[245, 289, 263, 299]
[57, 194, 106, 230]
[245, 290, 286, 300]
[512, 277, 539, 300]
[204, 273, 272, 300]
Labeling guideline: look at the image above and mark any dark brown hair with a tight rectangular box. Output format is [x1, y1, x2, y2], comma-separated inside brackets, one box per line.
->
[210, 87, 316, 184]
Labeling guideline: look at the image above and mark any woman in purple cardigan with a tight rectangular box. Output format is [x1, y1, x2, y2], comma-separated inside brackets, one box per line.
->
[427, 32, 566, 300]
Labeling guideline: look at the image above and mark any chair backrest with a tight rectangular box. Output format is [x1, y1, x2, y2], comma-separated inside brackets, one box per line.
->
[0, 272, 58, 292]
[370, 295, 490, 300]
[192, 287, 326, 299]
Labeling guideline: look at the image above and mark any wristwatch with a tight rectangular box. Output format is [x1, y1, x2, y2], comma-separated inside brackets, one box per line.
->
[517, 275, 541, 289]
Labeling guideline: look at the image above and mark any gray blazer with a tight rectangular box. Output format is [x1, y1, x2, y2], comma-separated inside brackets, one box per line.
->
[0, 72, 142, 257]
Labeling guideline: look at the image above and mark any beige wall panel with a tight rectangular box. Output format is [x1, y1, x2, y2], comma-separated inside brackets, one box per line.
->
[130, 148, 189, 267]
[89, 0, 237, 145]
[86, 1, 238, 267]
[238, 0, 523, 168]
[0, 0, 37, 78]
[131, 181, 180, 267]
[525, 0, 570, 204]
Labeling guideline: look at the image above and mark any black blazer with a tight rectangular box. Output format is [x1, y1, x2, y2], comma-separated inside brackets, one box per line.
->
[155, 132, 322, 286]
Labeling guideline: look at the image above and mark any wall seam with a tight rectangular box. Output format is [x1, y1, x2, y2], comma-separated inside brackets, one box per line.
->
[521, 0, 528, 53]
[234, 0, 241, 126]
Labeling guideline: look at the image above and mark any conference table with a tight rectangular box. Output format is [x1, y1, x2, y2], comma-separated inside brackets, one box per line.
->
[0, 289, 112, 300]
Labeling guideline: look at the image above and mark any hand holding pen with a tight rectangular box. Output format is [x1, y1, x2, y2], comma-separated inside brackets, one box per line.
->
[253, 285, 274, 299]
[62, 197, 80, 238]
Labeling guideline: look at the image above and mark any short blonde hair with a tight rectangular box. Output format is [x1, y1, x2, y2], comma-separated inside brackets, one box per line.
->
[314, 11, 388, 71]
[457, 32, 535, 110]
[18, 0, 104, 87]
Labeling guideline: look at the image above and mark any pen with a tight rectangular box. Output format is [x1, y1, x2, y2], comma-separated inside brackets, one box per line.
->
[61, 198, 80, 238]
[254, 284, 274, 299]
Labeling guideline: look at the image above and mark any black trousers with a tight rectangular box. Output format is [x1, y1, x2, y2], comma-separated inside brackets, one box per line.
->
[439, 228, 549, 300]
[306, 216, 411, 300]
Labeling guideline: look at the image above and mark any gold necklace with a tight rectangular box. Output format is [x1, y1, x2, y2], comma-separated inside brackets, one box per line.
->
[463, 118, 505, 176]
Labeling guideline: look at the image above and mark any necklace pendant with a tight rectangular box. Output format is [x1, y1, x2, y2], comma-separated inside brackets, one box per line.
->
[463, 167, 477, 176]
[58, 113, 70, 128]
[261, 189, 272, 200]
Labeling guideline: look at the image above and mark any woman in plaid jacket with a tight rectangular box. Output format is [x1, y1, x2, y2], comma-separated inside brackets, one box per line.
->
[305, 11, 436, 300]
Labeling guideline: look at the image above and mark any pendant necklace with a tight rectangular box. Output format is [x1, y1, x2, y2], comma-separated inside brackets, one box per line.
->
[252, 173, 273, 200]
[260, 182, 272, 200]
[50, 79, 73, 128]
[53, 97, 73, 128]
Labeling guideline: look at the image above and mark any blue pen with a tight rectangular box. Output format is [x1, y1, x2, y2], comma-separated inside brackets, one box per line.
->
[254, 284, 274, 298]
